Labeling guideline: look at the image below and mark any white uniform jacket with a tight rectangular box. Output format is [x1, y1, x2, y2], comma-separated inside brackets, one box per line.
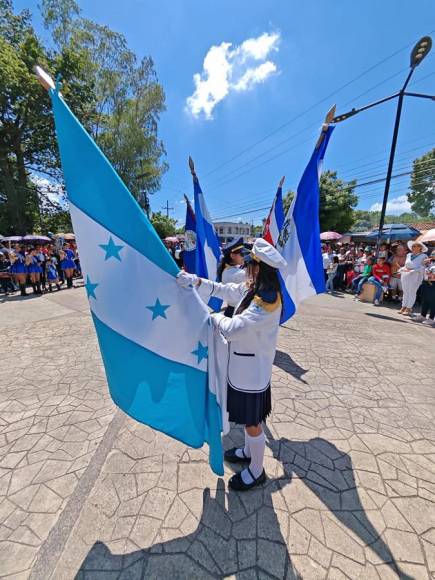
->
[200, 279, 281, 394]
[221, 266, 247, 306]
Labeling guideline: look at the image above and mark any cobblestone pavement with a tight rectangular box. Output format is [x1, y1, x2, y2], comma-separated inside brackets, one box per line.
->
[0, 288, 434, 579]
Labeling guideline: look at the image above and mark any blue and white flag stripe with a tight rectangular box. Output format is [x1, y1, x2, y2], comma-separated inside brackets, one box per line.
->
[50, 88, 224, 475]
[277, 126, 334, 323]
[193, 176, 222, 311]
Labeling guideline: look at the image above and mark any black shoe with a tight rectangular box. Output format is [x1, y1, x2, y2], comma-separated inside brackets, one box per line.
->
[224, 447, 250, 464]
[229, 468, 266, 491]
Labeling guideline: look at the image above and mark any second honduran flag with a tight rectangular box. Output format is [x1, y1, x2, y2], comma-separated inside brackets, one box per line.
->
[277, 126, 334, 323]
[49, 85, 224, 475]
[263, 177, 285, 247]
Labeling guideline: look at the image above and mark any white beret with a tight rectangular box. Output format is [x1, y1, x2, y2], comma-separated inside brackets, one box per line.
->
[251, 238, 287, 270]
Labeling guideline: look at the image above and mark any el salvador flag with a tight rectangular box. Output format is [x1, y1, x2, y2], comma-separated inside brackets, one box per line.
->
[49, 86, 223, 475]
[277, 126, 334, 324]
[190, 162, 222, 312]
[182, 194, 197, 274]
[263, 177, 285, 247]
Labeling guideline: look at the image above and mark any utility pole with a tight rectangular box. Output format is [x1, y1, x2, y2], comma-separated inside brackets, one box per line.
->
[162, 200, 174, 218]
[332, 36, 433, 257]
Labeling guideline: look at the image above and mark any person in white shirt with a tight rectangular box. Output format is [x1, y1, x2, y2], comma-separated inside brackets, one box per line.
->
[399, 240, 428, 316]
[322, 245, 332, 283]
[177, 238, 287, 491]
[216, 238, 247, 317]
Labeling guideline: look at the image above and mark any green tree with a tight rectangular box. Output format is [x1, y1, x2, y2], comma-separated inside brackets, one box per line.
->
[319, 171, 357, 232]
[150, 211, 176, 239]
[0, 0, 95, 234]
[40, 0, 167, 214]
[283, 171, 358, 232]
[407, 148, 435, 216]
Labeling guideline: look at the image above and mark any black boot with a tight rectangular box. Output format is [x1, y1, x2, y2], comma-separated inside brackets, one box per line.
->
[32, 283, 38, 294]
[56, 284, 61, 291]
[36, 282, 42, 294]
[20, 284, 27, 296]
[67, 277, 73, 289]
[49, 284, 53, 293]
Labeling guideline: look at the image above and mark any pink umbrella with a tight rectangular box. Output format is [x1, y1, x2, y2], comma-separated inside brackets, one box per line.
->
[164, 236, 178, 243]
[320, 231, 342, 241]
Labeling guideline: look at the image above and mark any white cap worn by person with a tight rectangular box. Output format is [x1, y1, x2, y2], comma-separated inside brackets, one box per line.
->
[246, 238, 287, 270]
[407, 240, 428, 253]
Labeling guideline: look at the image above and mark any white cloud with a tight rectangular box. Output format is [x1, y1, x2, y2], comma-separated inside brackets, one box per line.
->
[30, 175, 67, 208]
[186, 31, 280, 119]
[370, 195, 411, 215]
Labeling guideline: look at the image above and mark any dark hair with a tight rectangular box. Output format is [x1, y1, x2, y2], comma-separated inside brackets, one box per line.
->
[217, 253, 233, 282]
[333, 256, 339, 263]
[235, 261, 281, 314]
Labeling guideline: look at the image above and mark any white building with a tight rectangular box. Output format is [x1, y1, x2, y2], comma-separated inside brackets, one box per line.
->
[214, 221, 252, 245]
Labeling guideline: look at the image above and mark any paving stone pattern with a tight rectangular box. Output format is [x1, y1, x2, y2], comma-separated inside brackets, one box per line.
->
[1, 290, 434, 579]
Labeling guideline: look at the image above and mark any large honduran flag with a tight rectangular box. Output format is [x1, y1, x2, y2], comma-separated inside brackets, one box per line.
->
[277, 126, 334, 323]
[263, 178, 285, 246]
[48, 83, 224, 475]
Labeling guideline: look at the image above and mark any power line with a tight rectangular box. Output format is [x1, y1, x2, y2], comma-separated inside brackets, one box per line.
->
[208, 157, 434, 217]
[207, 135, 435, 212]
[212, 169, 434, 221]
[203, 38, 422, 180]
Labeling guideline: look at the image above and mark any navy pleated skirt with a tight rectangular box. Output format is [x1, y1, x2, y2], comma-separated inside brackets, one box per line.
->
[227, 384, 271, 427]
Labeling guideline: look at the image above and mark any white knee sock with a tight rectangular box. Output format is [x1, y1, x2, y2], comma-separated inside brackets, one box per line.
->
[241, 430, 265, 484]
[235, 429, 251, 458]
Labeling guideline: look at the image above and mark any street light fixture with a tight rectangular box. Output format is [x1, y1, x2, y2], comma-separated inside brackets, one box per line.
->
[410, 36, 432, 68]
[332, 36, 434, 256]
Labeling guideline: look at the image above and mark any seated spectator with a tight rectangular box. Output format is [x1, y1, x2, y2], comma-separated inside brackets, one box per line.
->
[366, 256, 391, 305]
[352, 257, 373, 295]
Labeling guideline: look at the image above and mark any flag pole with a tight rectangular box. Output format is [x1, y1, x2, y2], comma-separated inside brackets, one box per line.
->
[278, 175, 285, 188]
[315, 105, 336, 149]
[34, 65, 55, 91]
[188, 156, 198, 182]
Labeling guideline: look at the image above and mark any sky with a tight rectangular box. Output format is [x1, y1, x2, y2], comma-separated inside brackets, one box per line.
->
[18, 0, 435, 226]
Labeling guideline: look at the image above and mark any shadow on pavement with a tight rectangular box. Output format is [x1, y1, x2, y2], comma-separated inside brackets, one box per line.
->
[76, 476, 300, 579]
[365, 312, 411, 324]
[77, 429, 410, 579]
[274, 350, 308, 384]
[264, 426, 412, 580]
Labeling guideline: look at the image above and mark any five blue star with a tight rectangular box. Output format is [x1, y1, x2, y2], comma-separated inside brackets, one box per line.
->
[85, 275, 99, 300]
[99, 237, 124, 261]
[192, 341, 208, 364]
[146, 298, 170, 320]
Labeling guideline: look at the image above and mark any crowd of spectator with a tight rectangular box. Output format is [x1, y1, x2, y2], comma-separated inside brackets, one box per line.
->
[322, 240, 435, 326]
[0, 242, 82, 297]
[2, 236, 434, 328]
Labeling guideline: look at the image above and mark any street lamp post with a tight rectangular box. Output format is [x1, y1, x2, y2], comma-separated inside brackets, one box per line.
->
[332, 36, 434, 256]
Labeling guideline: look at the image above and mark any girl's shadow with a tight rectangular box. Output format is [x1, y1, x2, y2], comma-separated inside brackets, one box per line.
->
[77, 429, 412, 579]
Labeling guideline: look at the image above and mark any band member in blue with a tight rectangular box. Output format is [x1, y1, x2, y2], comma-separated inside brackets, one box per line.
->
[10, 244, 27, 296]
[177, 238, 287, 491]
[216, 237, 247, 317]
[26, 248, 43, 294]
[46, 258, 62, 292]
[60, 244, 76, 288]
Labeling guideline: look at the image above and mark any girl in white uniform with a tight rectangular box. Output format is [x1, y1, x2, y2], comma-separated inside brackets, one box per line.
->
[177, 238, 287, 491]
[216, 237, 247, 317]
[399, 240, 428, 316]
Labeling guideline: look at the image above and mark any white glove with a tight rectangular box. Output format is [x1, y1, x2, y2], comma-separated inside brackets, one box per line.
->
[176, 271, 199, 288]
